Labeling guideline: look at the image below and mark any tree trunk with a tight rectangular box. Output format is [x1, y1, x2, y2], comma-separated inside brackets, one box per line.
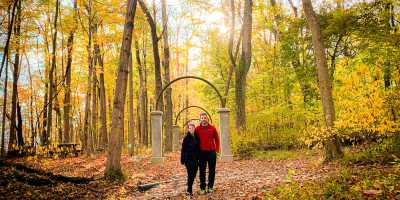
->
[27, 54, 36, 146]
[1, 55, 9, 156]
[135, 40, 148, 147]
[161, 0, 173, 151]
[235, 0, 252, 132]
[54, 98, 62, 144]
[105, 0, 137, 177]
[1, 3, 16, 156]
[16, 100, 23, 146]
[46, 0, 60, 145]
[92, 23, 99, 149]
[136, 91, 141, 147]
[302, 0, 343, 161]
[0, 0, 18, 79]
[226, 0, 242, 101]
[128, 53, 135, 156]
[8, 0, 22, 150]
[91, 54, 98, 150]
[138, 0, 163, 111]
[83, 0, 94, 153]
[63, 0, 77, 143]
[95, 43, 108, 150]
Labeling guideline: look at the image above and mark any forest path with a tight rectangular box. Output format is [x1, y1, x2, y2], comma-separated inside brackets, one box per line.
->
[6, 151, 338, 199]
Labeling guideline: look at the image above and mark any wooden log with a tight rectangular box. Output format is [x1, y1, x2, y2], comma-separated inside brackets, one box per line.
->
[138, 182, 160, 192]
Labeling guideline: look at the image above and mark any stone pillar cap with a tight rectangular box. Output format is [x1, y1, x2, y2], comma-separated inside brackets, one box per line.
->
[217, 107, 230, 112]
[151, 110, 163, 115]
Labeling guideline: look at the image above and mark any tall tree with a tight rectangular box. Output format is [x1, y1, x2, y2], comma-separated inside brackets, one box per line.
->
[226, 0, 241, 100]
[63, 0, 78, 143]
[161, 0, 173, 151]
[91, 23, 99, 150]
[302, 0, 343, 161]
[138, 0, 164, 111]
[128, 53, 135, 156]
[83, 0, 94, 153]
[135, 40, 148, 147]
[235, 0, 253, 131]
[1, 55, 9, 156]
[95, 42, 108, 149]
[105, 0, 138, 177]
[0, 0, 18, 79]
[28, 58, 36, 146]
[8, 0, 22, 150]
[1, 2, 17, 156]
[45, 0, 60, 144]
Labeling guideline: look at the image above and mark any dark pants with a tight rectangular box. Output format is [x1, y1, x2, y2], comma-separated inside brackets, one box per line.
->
[199, 151, 217, 190]
[185, 159, 198, 194]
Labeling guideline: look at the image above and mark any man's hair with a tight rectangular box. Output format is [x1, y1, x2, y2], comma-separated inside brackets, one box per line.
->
[199, 112, 208, 118]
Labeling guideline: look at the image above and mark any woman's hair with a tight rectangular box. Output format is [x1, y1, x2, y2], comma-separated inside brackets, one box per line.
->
[187, 122, 196, 129]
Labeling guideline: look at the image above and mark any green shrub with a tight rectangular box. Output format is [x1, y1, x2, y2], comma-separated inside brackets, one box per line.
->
[266, 166, 400, 199]
[342, 136, 400, 165]
[231, 126, 303, 159]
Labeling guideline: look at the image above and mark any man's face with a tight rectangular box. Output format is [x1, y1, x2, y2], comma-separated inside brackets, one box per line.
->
[200, 114, 209, 126]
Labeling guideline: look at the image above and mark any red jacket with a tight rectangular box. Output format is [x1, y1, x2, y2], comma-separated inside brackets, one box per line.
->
[195, 124, 220, 152]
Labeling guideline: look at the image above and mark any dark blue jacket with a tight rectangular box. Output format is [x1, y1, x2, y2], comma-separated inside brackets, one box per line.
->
[180, 132, 200, 165]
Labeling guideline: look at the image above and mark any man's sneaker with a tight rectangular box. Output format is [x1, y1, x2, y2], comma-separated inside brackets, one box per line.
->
[199, 190, 206, 195]
[207, 188, 214, 193]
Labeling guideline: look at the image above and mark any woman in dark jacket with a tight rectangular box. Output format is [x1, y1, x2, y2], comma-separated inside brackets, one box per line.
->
[180, 122, 200, 196]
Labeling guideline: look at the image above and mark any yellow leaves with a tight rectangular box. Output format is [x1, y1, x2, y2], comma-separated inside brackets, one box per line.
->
[306, 62, 400, 145]
[333, 62, 400, 138]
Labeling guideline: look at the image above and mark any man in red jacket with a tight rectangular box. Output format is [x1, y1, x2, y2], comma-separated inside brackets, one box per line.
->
[195, 112, 220, 194]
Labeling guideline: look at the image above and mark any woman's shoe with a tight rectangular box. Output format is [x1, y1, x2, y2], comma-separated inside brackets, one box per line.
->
[207, 188, 214, 193]
[186, 192, 193, 197]
[199, 190, 206, 195]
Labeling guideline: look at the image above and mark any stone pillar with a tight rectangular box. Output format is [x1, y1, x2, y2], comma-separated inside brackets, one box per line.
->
[172, 125, 180, 152]
[218, 108, 233, 161]
[151, 111, 165, 163]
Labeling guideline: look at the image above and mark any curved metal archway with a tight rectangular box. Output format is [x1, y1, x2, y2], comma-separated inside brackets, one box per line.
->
[155, 76, 226, 110]
[174, 105, 213, 125]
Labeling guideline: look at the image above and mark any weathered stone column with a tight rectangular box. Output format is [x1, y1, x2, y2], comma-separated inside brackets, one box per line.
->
[217, 108, 233, 161]
[172, 125, 181, 152]
[151, 111, 165, 163]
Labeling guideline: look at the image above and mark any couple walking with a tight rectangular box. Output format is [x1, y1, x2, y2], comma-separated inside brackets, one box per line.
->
[180, 112, 220, 196]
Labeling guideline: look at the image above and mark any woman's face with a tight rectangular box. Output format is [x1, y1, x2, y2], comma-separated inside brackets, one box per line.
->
[188, 125, 195, 134]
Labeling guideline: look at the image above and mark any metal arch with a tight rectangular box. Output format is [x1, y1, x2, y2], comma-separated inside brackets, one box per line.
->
[174, 105, 213, 125]
[155, 76, 226, 110]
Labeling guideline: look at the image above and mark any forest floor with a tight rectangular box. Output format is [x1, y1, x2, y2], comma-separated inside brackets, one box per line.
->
[0, 150, 340, 199]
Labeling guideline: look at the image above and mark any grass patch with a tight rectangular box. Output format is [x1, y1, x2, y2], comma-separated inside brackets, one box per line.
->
[266, 136, 400, 199]
[266, 166, 400, 199]
[231, 128, 303, 159]
[254, 149, 317, 161]
[342, 136, 400, 165]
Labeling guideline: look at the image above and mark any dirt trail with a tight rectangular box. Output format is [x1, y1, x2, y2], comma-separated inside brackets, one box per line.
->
[4, 152, 338, 199]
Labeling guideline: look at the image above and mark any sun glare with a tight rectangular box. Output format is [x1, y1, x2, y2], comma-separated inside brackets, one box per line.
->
[203, 11, 229, 34]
